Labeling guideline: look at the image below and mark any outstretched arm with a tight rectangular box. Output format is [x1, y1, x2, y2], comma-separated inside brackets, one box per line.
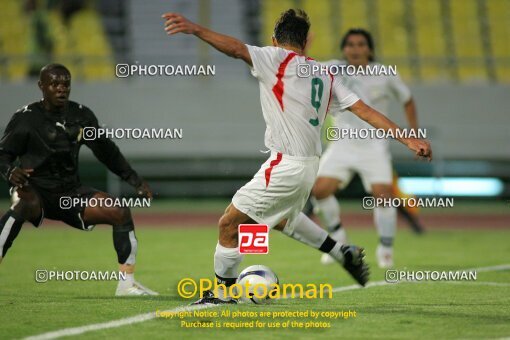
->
[162, 12, 252, 66]
[86, 138, 153, 198]
[348, 100, 432, 161]
[404, 98, 419, 131]
[81, 108, 153, 198]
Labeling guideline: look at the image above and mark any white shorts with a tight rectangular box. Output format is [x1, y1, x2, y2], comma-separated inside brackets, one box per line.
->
[232, 152, 319, 232]
[317, 141, 392, 192]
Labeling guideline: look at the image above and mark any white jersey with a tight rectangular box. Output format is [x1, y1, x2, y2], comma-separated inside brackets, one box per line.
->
[247, 46, 359, 157]
[327, 60, 411, 151]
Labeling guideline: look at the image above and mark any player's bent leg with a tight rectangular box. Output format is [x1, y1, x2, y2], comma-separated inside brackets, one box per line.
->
[193, 204, 253, 305]
[310, 178, 348, 264]
[393, 172, 425, 233]
[0, 188, 42, 263]
[82, 192, 158, 296]
[217, 203, 252, 247]
[0, 210, 24, 263]
[311, 178, 344, 232]
[215, 204, 250, 290]
[312, 193, 348, 265]
[275, 214, 336, 253]
[396, 205, 425, 234]
[372, 183, 396, 268]
[311, 177, 340, 200]
[276, 213, 369, 286]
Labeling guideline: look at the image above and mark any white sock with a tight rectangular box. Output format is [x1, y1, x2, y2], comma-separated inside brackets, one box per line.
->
[312, 196, 341, 231]
[283, 213, 344, 263]
[214, 243, 243, 280]
[328, 242, 345, 264]
[374, 207, 396, 247]
[283, 212, 329, 248]
[214, 243, 244, 300]
[118, 272, 134, 288]
[330, 227, 347, 245]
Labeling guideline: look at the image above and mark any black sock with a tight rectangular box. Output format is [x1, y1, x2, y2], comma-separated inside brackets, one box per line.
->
[0, 210, 24, 258]
[113, 220, 136, 265]
[214, 274, 237, 300]
[216, 274, 236, 287]
[319, 236, 337, 253]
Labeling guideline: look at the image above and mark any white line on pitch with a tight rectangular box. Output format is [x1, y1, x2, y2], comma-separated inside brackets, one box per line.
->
[23, 263, 510, 340]
[441, 281, 510, 287]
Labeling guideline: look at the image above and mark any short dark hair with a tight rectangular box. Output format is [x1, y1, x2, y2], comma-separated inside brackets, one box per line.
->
[340, 28, 375, 62]
[39, 63, 71, 81]
[273, 9, 310, 49]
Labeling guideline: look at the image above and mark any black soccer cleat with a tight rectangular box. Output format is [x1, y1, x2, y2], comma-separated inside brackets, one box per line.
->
[191, 290, 237, 305]
[340, 245, 370, 286]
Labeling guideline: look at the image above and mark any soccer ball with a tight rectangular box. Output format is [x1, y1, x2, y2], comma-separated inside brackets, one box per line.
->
[237, 265, 279, 304]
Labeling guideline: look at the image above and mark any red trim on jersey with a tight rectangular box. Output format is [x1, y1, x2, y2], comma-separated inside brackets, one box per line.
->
[265, 152, 283, 187]
[325, 74, 334, 115]
[272, 53, 297, 111]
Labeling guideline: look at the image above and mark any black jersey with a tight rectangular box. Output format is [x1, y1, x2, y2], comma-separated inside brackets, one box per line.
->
[0, 100, 142, 192]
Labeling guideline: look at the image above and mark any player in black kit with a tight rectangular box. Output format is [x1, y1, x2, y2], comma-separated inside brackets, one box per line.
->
[0, 64, 157, 296]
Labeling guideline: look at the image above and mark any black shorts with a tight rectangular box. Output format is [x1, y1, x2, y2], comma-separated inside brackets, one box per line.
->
[12, 185, 100, 231]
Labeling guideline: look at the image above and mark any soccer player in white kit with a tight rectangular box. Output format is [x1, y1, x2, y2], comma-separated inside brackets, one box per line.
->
[312, 29, 421, 268]
[163, 9, 431, 304]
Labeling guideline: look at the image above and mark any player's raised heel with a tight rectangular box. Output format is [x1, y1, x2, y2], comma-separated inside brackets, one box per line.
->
[321, 253, 336, 265]
[191, 290, 238, 305]
[115, 281, 159, 296]
[340, 245, 370, 286]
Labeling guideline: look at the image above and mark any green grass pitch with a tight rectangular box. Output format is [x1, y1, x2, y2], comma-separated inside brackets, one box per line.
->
[0, 200, 509, 339]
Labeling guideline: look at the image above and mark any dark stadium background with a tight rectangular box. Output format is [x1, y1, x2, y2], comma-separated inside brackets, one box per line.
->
[0, 0, 509, 200]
